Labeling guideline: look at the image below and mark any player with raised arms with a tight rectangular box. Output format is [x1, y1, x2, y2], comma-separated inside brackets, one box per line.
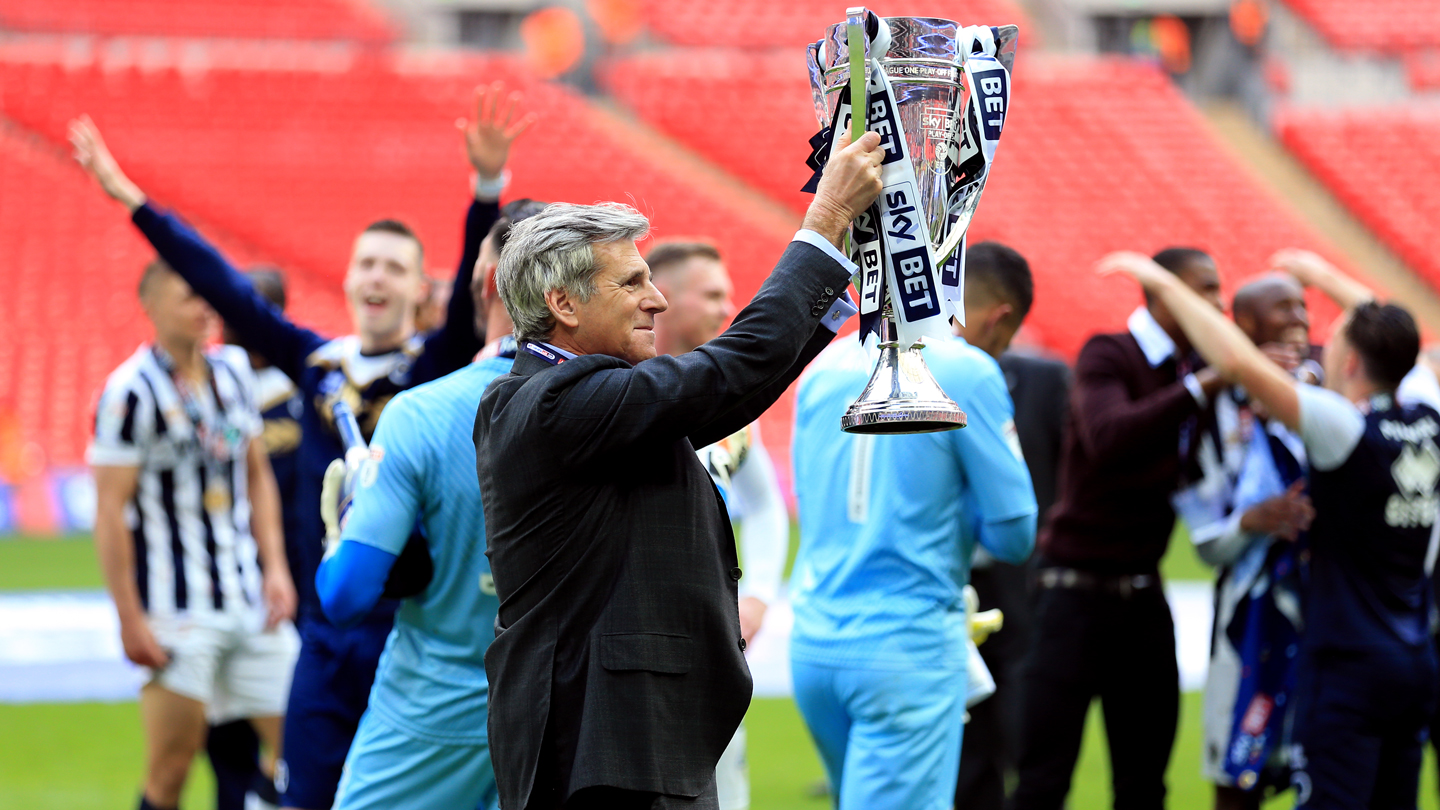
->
[70, 84, 535, 810]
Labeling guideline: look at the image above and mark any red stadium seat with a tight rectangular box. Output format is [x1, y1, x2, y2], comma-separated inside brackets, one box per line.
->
[639, 0, 1031, 49]
[0, 0, 396, 44]
[1279, 107, 1440, 295]
[1282, 0, 1440, 54]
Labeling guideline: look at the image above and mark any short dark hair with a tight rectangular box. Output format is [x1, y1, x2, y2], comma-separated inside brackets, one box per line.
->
[1345, 301, 1419, 391]
[1147, 247, 1212, 305]
[244, 265, 287, 310]
[964, 241, 1033, 324]
[488, 199, 550, 256]
[361, 219, 424, 266]
[646, 240, 722, 280]
[137, 259, 174, 299]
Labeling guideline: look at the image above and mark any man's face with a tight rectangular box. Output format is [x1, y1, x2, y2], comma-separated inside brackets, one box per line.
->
[568, 240, 668, 365]
[471, 234, 499, 338]
[1150, 257, 1223, 350]
[145, 271, 216, 346]
[654, 257, 735, 354]
[343, 230, 425, 343]
[1238, 276, 1309, 346]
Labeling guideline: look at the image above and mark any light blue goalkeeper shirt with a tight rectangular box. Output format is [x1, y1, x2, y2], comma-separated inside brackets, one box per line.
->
[338, 354, 513, 743]
[790, 335, 1037, 671]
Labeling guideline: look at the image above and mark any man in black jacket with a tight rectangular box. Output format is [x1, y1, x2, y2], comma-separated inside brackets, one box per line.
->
[474, 130, 883, 810]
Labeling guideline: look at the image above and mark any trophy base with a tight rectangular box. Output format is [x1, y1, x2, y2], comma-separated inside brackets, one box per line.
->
[839, 336, 968, 435]
[841, 401, 968, 434]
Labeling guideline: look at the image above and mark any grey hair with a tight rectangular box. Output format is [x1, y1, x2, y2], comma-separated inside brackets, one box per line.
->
[496, 202, 651, 341]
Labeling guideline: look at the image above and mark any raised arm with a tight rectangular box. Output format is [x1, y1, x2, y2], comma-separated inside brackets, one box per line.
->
[70, 117, 326, 380]
[1100, 252, 1302, 431]
[419, 83, 538, 379]
[538, 131, 883, 467]
[1271, 249, 1375, 313]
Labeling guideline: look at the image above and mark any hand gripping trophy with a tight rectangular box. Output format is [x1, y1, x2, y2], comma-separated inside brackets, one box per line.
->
[803, 8, 1017, 433]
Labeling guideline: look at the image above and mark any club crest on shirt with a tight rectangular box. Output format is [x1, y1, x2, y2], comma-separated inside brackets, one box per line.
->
[1386, 435, 1440, 528]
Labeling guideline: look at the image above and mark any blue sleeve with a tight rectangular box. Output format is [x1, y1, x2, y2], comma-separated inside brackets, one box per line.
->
[131, 204, 327, 382]
[317, 542, 396, 627]
[954, 363, 1038, 562]
[413, 198, 498, 385]
[340, 393, 428, 555]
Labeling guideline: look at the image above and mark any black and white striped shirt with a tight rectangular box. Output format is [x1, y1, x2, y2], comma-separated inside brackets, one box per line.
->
[88, 345, 265, 618]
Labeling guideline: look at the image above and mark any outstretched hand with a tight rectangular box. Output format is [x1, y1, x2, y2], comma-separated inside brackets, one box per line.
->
[1269, 248, 1333, 288]
[68, 115, 146, 212]
[458, 81, 537, 180]
[1095, 251, 1177, 291]
[803, 128, 884, 248]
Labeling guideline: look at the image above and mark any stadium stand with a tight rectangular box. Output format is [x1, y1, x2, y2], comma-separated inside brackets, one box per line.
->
[0, 0, 396, 44]
[0, 122, 344, 470]
[603, 51, 1354, 357]
[1281, 0, 1440, 54]
[0, 45, 806, 471]
[639, 0, 1030, 49]
[1278, 108, 1440, 294]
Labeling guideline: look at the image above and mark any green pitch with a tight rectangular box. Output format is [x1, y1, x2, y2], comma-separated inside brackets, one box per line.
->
[1, 536, 1435, 810]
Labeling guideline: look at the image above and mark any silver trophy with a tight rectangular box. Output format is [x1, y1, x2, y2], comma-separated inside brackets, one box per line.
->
[807, 9, 1017, 434]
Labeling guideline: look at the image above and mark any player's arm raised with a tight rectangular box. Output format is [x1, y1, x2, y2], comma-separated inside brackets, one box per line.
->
[93, 464, 169, 668]
[69, 117, 326, 382]
[420, 82, 538, 379]
[1271, 248, 1375, 313]
[1100, 252, 1302, 430]
[248, 440, 296, 629]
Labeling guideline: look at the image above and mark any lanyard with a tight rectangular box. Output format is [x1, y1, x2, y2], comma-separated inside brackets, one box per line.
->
[151, 346, 234, 462]
[522, 341, 566, 365]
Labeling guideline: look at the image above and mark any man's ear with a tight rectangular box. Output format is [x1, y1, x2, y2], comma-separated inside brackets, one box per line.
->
[987, 302, 1014, 332]
[546, 287, 580, 330]
[1344, 348, 1363, 382]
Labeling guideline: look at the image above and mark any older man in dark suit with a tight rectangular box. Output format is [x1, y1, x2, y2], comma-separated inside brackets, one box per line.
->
[474, 130, 884, 810]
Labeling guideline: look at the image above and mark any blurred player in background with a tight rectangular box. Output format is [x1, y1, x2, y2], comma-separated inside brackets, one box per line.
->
[1172, 269, 1316, 808]
[950, 243, 1065, 810]
[90, 260, 298, 810]
[1103, 250, 1438, 810]
[1011, 248, 1225, 810]
[788, 247, 1038, 810]
[70, 82, 534, 810]
[649, 240, 790, 810]
[208, 266, 306, 810]
[312, 199, 545, 810]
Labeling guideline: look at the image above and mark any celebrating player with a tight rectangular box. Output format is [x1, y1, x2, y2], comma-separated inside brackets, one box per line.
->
[649, 239, 790, 810]
[90, 260, 298, 810]
[70, 82, 534, 810]
[788, 243, 1039, 810]
[1102, 250, 1439, 810]
[313, 199, 544, 810]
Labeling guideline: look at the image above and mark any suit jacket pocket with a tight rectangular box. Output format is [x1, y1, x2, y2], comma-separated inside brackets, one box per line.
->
[598, 632, 693, 674]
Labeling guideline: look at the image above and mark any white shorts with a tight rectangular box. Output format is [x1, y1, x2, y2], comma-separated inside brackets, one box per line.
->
[715, 722, 749, 810]
[146, 609, 299, 723]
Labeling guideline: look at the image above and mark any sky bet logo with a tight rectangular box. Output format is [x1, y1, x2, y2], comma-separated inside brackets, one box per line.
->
[972, 65, 1008, 142]
[881, 185, 939, 321]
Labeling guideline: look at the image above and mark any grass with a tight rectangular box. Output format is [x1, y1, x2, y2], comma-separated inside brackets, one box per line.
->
[3, 535, 1436, 810]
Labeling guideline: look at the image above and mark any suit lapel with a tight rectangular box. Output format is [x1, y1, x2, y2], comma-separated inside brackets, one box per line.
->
[510, 351, 553, 378]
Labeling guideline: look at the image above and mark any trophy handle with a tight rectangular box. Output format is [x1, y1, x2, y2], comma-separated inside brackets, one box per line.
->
[845, 7, 869, 143]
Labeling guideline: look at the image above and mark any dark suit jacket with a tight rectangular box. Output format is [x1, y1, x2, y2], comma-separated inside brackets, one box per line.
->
[999, 352, 1071, 524]
[475, 240, 850, 810]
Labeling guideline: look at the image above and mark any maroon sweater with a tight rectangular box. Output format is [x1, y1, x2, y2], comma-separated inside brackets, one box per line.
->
[1039, 331, 1203, 575]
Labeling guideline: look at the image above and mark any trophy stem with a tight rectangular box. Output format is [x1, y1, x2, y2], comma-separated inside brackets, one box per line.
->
[839, 312, 968, 435]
